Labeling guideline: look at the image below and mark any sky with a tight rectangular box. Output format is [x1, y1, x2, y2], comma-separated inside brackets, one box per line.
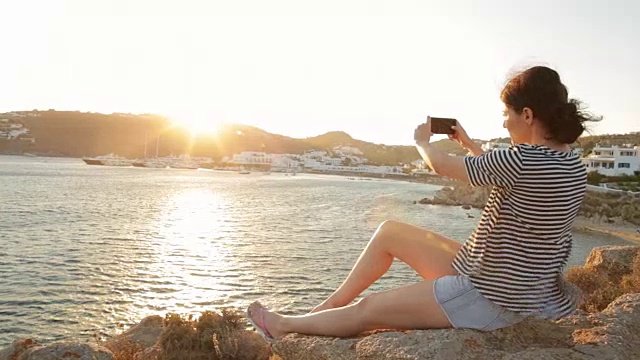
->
[0, 0, 638, 145]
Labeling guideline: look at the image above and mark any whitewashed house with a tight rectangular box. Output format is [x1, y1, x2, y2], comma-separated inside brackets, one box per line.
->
[271, 155, 301, 171]
[582, 145, 640, 176]
[0, 119, 35, 142]
[228, 152, 272, 165]
[481, 141, 511, 152]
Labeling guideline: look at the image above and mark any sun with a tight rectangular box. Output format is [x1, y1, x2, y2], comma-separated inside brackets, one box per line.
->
[170, 111, 220, 136]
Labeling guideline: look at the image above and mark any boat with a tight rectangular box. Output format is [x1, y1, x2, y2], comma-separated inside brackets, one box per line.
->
[102, 155, 133, 167]
[170, 163, 199, 170]
[82, 158, 104, 165]
[238, 170, 250, 175]
[142, 160, 168, 168]
[82, 154, 132, 166]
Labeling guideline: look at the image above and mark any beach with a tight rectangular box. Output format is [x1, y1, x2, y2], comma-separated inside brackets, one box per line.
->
[574, 216, 640, 244]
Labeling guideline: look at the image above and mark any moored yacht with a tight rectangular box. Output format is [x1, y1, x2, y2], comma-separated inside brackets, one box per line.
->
[82, 154, 132, 166]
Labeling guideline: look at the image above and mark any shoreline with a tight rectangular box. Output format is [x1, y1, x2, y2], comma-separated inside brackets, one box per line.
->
[413, 181, 640, 245]
[1, 153, 457, 187]
[573, 217, 640, 244]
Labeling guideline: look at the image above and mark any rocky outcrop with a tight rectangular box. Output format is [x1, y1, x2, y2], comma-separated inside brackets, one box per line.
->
[103, 315, 163, 354]
[417, 183, 490, 209]
[272, 246, 640, 360]
[0, 340, 114, 360]
[0, 339, 40, 360]
[584, 245, 640, 278]
[0, 313, 269, 360]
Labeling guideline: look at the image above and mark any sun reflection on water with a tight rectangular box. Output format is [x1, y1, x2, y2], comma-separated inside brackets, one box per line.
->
[127, 188, 241, 321]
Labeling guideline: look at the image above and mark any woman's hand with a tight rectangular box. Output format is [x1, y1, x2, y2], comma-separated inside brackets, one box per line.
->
[448, 121, 472, 148]
[449, 121, 485, 156]
[414, 117, 433, 145]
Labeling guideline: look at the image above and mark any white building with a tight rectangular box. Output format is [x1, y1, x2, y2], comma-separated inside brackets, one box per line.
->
[272, 155, 300, 170]
[411, 159, 426, 169]
[0, 119, 35, 142]
[225, 150, 405, 175]
[481, 141, 511, 152]
[306, 163, 404, 175]
[303, 150, 328, 158]
[227, 151, 272, 165]
[333, 145, 364, 156]
[582, 145, 640, 176]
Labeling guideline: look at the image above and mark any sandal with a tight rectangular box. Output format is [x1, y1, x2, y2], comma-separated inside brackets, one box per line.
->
[246, 302, 275, 342]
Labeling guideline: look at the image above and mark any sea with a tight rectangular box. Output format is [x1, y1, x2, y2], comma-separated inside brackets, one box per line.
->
[0, 155, 633, 346]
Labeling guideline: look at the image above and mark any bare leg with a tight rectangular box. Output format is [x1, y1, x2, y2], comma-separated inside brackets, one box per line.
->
[311, 220, 460, 312]
[248, 280, 451, 338]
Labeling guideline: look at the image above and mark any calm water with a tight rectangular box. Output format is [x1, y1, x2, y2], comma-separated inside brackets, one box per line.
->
[0, 155, 632, 346]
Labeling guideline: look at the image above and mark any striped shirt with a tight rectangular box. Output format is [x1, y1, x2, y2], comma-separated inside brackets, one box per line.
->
[452, 144, 587, 318]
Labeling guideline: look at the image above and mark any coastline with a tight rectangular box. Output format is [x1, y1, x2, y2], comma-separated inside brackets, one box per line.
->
[414, 181, 640, 245]
[573, 216, 640, 244]
[1, 152, 457, 187]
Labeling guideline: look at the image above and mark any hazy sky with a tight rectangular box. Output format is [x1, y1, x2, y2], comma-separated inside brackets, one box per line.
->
[0, 0, 638, 144]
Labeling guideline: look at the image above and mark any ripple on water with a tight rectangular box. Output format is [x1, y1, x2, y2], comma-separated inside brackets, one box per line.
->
[0, 156, 634, 347]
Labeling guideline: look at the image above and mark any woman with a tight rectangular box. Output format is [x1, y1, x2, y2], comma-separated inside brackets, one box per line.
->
[247, 66, 600, 339]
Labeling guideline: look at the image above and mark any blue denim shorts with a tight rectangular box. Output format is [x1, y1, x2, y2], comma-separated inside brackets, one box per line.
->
[433, 275, 525, 331]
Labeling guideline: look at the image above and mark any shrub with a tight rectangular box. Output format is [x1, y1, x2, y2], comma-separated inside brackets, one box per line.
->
[565, 252, 640, 313]
[160, 309, 266, 360]
[106, 309, 271, 360]
[103, 337, 142, 360]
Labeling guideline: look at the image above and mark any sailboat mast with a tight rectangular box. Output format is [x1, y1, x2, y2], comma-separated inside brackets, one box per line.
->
[144, 132, 148, 158]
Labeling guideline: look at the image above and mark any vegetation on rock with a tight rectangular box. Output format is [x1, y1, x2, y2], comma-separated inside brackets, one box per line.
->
[565, 250, 640, 313]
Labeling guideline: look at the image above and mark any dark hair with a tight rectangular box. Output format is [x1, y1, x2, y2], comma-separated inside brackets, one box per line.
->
[500, 66, 601, 144]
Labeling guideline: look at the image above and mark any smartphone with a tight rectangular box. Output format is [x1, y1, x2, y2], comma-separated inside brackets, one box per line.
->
[430, 117, 457, 135]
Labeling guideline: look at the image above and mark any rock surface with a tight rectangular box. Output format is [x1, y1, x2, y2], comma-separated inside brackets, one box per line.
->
[1, 312, 270, 360]
[0, 341, 115, 360]
[104, 315, 163, 354]
[272, 246, 640, 360]
[418, 183, 490, 209]
[0, 339, 40, 360]
[584, 245, 640, 278]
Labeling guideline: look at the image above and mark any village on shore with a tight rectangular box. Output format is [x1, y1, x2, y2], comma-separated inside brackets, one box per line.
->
[3, 116, 640, 183]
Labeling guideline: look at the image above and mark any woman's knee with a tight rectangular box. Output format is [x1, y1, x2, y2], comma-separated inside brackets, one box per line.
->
[377, 220, 404, 234]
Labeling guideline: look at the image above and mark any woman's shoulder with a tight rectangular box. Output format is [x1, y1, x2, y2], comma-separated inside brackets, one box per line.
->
[512, 144, 579, 158]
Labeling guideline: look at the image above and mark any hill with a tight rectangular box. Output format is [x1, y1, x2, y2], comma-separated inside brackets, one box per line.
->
[491, 131, 640, 154]
[0, 110, 469, 165]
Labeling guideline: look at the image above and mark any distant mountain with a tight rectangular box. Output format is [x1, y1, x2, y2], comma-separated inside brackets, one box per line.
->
[0, 110, 469, 164]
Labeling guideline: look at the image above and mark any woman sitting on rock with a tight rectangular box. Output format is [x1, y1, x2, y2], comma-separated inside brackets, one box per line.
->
[248, 66, 600, 339]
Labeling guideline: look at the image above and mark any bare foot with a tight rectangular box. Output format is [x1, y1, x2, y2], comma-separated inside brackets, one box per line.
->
[247, 301, 287, 339]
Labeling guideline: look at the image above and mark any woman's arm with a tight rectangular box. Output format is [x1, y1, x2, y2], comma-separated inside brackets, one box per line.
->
[415, 141, 470, 183]
[460, 141, 485, 157]
[415, 119, 523, 188]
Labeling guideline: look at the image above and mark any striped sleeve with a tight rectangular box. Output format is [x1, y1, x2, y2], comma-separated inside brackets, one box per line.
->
[464, 146, 523, 189]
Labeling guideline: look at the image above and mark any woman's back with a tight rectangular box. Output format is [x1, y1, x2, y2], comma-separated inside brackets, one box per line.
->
[453, 144, 587, 318]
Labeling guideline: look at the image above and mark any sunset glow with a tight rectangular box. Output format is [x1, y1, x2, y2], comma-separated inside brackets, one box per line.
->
[1, 1, 638, 144]
[170, 111, 221, 136]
